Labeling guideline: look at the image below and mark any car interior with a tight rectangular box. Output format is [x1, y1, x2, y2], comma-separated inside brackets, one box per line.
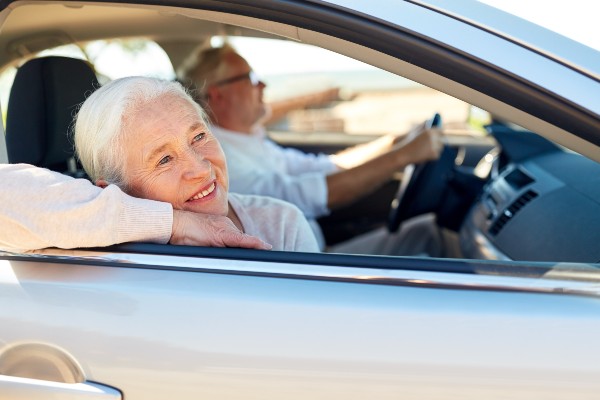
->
[1, 2, 599, 264]
[6, 56, 98, 178]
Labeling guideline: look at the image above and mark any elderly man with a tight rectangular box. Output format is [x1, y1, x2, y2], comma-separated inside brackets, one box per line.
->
[180, 44, 446, 255]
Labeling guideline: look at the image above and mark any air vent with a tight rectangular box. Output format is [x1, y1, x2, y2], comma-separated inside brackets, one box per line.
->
[489, 190, 538, 236]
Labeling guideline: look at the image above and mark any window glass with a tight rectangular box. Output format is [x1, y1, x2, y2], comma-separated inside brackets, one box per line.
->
[85, 39, 175, 82]
[221, 36, 474, 136]
[0, 39, 174, 124]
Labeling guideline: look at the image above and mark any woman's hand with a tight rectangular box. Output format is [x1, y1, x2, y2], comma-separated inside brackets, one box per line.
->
[170, 210, 272, 249]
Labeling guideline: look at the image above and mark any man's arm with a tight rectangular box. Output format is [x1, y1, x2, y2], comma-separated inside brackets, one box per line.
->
[0, 164, 270, 251]
[326, 126, 443, 210]
[330, 133, 398, 170]
[262, 87, 341, 126]
[330, 121, 431, 170]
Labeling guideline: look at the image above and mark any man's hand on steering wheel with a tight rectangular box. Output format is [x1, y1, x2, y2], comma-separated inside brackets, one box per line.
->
[395, 116, 444, 164]
[388, 113, 448, 233]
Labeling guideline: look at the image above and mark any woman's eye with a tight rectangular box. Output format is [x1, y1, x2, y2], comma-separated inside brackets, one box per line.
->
[192, 132, 205, 143]
[158, 155, 171, 166]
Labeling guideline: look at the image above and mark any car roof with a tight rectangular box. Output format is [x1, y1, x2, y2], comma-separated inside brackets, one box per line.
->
[0, 1, 279, 71]
[324, 0, 600, 81]
[4, 0, 599, 75]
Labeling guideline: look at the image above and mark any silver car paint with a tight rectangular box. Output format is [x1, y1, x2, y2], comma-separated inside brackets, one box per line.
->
[2, 252, 600, 399]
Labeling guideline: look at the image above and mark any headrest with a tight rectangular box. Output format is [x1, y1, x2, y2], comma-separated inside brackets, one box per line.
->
[6, 56, 99, 172]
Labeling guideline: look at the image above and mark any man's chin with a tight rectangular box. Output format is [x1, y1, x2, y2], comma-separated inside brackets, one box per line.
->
[253, 108, 269, 127]
[261, 104, 271, 119]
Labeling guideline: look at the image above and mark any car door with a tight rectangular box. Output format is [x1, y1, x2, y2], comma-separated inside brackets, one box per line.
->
[3, 246, 600, 399]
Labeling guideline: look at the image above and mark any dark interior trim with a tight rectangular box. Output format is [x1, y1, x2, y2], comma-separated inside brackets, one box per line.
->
[0, 247, 574, 294]
[83, 242, 558, 278]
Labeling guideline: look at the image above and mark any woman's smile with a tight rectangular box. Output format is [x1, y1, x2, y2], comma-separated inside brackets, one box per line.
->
[187, 181, 217, 202]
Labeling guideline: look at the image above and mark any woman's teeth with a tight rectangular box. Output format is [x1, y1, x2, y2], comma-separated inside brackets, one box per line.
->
[189, 182, 215, 201]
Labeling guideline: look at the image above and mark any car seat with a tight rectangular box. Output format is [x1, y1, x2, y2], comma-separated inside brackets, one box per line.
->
[5, 56, 100, 177]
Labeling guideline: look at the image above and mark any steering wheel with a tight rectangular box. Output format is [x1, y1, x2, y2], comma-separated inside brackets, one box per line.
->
[387, 113, 457, 233]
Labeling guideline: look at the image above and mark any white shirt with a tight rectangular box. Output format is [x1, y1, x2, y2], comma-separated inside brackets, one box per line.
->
[212, 126, 337, 219]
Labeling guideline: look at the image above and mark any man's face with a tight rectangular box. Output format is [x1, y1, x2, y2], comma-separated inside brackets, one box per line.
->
[212, 52, 267, 131]
[121, 94, 230, 216]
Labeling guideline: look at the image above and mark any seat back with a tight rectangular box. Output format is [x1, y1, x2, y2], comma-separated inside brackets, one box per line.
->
[5, 56, 99, 176]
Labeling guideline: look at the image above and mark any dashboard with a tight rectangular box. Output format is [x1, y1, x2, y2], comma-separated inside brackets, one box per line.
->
[460, 129, 600, 263]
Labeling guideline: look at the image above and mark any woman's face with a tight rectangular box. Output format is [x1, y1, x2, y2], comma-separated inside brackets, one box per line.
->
[120, 94, 229, 216]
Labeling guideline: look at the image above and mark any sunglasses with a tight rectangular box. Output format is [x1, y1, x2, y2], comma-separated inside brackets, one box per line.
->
[213, 71, 261, 87]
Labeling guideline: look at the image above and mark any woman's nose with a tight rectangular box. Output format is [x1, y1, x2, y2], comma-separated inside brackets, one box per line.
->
[182, 153, 211, 180]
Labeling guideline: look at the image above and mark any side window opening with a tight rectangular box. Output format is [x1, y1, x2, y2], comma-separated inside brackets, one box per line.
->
[0, 38, 175, 125]
[213, 36, 476, 138]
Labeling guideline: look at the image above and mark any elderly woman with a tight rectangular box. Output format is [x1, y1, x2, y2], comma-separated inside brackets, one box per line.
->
[74, 76, 319, 252]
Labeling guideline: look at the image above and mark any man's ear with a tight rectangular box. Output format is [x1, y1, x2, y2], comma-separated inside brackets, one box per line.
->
[96, 179, 109, 189]
[206, 86, 220, 101]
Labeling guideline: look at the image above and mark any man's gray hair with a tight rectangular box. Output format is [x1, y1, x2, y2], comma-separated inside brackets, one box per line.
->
[74, 76, 208, 189]
[177, 43, 237, 97]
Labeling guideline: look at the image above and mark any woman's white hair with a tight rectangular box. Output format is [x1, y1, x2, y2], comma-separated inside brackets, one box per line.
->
[74, 76, 208, 189]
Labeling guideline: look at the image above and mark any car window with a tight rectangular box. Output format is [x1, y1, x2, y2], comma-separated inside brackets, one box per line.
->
[0, 38, 174, 124]
[223, 36, 479, 137]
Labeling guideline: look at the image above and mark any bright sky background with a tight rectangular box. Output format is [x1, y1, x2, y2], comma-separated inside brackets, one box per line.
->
[479, 0, 600, 51]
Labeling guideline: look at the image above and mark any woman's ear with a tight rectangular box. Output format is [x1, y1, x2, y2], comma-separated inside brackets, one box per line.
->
[96, 179, 109, 189]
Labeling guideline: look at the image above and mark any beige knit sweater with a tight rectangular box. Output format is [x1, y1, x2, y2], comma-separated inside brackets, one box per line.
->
[0, 164, 172, 252]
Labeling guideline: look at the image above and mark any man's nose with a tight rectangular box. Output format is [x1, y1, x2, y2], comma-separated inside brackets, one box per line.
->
[258, 80, 266, 89]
